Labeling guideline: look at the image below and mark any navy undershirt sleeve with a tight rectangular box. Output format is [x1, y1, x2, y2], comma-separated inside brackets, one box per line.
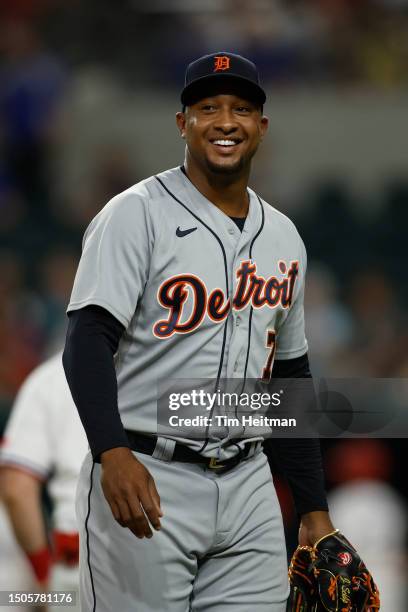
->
[263, 354, 329, 516]
[63, 305, 128, 460]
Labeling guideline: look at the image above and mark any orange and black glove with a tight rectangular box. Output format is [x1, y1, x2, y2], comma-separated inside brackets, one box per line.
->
[287, 530, 380, 612]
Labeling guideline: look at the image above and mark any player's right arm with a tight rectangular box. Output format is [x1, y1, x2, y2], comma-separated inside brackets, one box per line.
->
[64, 306, 162, 538]
[63, 191, 162, 539]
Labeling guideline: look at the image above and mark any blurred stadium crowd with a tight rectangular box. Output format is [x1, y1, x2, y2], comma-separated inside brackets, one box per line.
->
[0, 1, 407, 607]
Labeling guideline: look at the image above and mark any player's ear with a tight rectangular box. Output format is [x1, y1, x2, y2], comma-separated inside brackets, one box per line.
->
[259, 114, 269, 140]
[176, 111, 186, 139]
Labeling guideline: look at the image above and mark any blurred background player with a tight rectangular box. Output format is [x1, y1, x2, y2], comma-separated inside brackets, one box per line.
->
[325, 439, 408, 612]
[0, 352, 88, 612]
[0, 502, 34, 612]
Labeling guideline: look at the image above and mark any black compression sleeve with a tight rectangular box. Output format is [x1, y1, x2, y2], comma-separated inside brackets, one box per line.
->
[271, 353, 312, 378]
[62, 305, 129, 460]
[263, 353, 329, 516]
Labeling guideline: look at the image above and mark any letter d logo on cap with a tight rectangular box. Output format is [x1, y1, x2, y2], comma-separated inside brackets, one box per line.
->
[214, 56, 231, 71]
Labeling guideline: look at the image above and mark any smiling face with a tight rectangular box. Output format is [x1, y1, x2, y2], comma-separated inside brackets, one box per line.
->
[176, 94, 268, 179]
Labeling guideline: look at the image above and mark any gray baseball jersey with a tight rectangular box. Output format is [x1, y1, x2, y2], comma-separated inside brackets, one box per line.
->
[68, 166, 307, 458]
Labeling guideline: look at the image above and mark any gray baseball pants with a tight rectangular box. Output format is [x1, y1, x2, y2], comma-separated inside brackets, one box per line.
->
[76, 447, 289, 611]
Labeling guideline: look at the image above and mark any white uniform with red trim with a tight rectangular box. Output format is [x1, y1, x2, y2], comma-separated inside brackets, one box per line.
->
[0, 503, 33, 612]
[0, 353, 88, 610]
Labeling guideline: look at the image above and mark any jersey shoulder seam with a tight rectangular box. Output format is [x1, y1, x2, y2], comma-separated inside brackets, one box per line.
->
[67, 298, 129, 328]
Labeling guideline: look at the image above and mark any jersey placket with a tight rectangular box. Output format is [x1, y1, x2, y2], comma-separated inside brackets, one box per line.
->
[219, 199, 263, 446]
[224, 191, 263, 381]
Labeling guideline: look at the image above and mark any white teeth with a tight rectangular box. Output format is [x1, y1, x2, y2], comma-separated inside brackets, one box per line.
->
[213, 140, 237, 146]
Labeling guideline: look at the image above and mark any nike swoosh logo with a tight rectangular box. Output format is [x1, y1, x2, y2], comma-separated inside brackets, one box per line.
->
[176, 226, 198, 237]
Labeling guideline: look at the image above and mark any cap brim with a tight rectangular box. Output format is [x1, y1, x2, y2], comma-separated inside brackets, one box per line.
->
[181, 74, 266, 107]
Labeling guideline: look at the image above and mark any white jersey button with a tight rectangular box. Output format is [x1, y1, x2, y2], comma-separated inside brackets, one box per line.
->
[228, 228, 235, 235]
[236, 316, 241, 326]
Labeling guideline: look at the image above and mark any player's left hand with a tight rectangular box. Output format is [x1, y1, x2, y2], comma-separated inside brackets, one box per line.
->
[298, 510, 336, 547]
[287, 530, 381, 611]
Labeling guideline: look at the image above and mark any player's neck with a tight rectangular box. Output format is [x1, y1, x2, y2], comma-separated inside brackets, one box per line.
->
[183, 161, 250, 218]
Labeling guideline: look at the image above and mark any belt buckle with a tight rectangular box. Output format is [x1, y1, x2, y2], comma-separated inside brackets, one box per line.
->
[208, 456, 225, 470]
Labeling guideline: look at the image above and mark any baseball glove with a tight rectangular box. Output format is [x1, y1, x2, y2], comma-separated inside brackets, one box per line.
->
[287, 530, 380, 611]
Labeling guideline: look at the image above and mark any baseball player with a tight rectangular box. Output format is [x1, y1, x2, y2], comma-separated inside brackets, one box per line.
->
[63, 52, 336, 611]
[0, 503, 34, 612]
[0, 352, 88, 612]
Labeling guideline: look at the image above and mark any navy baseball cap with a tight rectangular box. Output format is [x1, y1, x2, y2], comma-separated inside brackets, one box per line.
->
[181, 52, 266, 107]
